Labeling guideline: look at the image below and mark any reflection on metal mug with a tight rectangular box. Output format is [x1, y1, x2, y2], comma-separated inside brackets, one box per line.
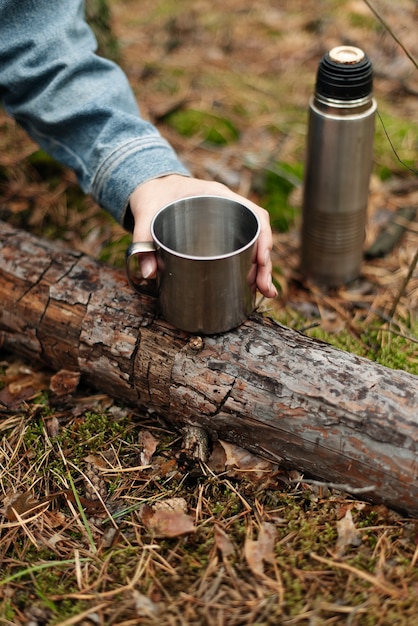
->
[125, 195, 260, 334]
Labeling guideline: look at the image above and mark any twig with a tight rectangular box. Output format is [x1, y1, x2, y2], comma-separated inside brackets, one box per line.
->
[52, 602, 108, 626]
[310, 553, 405, 598]
[363, 0, 418, 70]
[56, 443, 98, 554]
[365, 206, 417, 259]
[369, 326, 418, 345]
[388, 245, 418, 321]
[0, 558, 90, 586]
[363, 2, 418, 175]
[290, 478, 376, 495]
[376, 111, 418, 175]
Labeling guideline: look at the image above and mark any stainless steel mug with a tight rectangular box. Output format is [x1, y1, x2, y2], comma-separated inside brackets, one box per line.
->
[301, 46, 376, 286]
[125, 195, 260, 334]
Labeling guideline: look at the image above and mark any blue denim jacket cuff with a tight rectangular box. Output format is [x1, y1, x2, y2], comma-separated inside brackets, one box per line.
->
[92, 136, 190, 227]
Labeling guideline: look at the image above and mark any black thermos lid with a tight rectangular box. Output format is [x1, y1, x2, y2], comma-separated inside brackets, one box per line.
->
[316, 46, 373, 100]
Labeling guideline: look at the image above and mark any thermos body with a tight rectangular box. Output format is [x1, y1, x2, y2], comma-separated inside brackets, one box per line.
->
[301, 46, 376, 286]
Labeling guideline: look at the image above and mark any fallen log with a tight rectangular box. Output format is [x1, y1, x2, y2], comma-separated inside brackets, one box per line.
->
[1, 220, 417, 515]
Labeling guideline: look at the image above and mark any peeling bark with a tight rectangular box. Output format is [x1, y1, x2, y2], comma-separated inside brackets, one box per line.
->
[1, 220, 418, 515]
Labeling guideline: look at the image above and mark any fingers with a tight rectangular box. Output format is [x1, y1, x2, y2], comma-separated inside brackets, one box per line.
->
[255, 248, 277, 298]
[138, 251, 157, 279]
[129, 183, 162, 280]
[128, 175, 278, 299]
[249, 204, 278, 299]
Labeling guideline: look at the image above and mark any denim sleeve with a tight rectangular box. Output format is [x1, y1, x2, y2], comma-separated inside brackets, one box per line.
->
[0, 0, 190, 227]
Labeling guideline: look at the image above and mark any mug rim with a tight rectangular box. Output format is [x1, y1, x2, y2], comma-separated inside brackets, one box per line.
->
[150, 194, 260, 261]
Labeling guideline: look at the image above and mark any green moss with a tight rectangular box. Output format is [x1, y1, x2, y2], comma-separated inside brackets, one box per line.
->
[48, 600, 92, 626]
[376, 164, 394, 181]
[0, 598, 16, 622]
[98, 232, 132, 268]
[348, 12, 381, 30]
[165, 108, 239, 145]
[281, 570, 305, 616]
[27, 149, 66, 183]
[22, 416, 48, 450]
[61, 409, 135, 453]
[256, 161, 303, 232]
[374, 110, 417, 174]
[304, 323, 418, 376]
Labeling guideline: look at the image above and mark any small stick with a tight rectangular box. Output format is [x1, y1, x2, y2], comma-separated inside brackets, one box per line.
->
[388, 245, 418, 321]
[365, 206, 416, 259]
[363, 0, 418, 70]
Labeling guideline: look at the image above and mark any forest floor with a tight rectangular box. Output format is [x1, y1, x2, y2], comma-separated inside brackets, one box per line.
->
[0, 1, 417, 624]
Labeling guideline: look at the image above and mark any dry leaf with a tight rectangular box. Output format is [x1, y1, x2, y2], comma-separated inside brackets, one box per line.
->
[219, 440, 275, 478]
[244, 522, 277, 577]
[101, 527, 119, 549]
[84, 454, 108, 470]
[207, 441, 227, 473]
[45, 416, 60, 438]
[4, 360, 33, 378]
[139, 430, 159, 465]
[132, 590, 160, 617]
[49, 369, 80, 397]
[0, 363, 49, 407]
[335, 508, 362, 557]
[45, 532, 67, 548]
[141, 499, 195, 537]
[107, 405, 130, 420]
[151, 457, 179, 479]
[1, 491, 43, 521]
[153, 497, 188, 513]
[45, 510, 67, 528]
[214, 525, 235, 559]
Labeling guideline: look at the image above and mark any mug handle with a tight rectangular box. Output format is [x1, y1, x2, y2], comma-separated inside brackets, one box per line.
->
[125, 241, 159, 297]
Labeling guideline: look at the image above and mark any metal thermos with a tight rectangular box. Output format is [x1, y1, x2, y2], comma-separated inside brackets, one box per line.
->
[301, 46, 376, 285]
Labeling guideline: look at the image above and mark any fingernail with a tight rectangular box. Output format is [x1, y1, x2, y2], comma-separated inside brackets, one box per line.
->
[268, 276, 278, 298]
[140, 257, 154, 279]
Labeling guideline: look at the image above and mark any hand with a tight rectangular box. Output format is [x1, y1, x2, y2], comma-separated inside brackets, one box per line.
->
[129, 174, 278, 299]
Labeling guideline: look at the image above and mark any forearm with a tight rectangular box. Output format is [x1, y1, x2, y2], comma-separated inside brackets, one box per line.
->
[0, 0, 276, 299]
[0, 0, 189, 226]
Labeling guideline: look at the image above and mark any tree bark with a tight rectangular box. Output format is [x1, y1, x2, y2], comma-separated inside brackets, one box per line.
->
[1, 220, 418, 515]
